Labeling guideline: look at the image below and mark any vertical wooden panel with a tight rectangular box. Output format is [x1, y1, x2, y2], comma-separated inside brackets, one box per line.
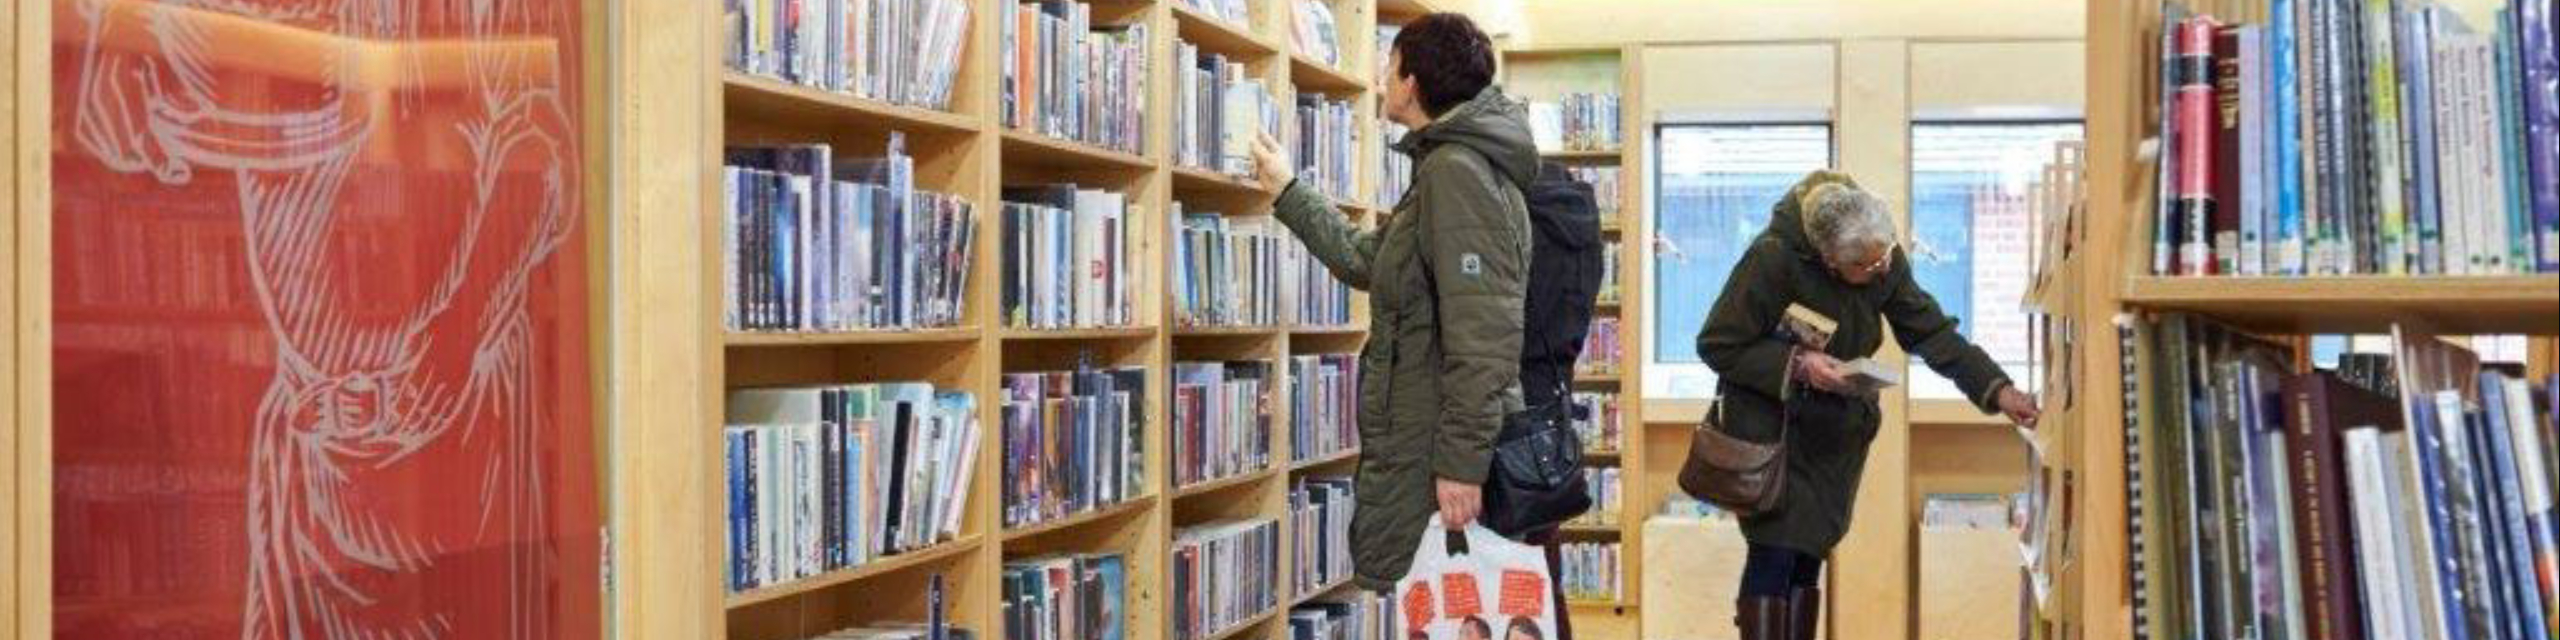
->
[1831, 36, 1913, 640]
[7, 0, 50, 634]
[609, 0, 719, 635]
[2073, 0, 2147, 637]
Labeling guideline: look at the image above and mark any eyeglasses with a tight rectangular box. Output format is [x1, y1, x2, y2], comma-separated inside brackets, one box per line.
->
[1831, 247, 1894, 277]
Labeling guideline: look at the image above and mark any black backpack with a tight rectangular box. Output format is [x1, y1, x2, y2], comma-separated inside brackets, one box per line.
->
[1482, 161, 1607, 538]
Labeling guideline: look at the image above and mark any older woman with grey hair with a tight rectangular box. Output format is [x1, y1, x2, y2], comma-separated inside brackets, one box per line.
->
[1695, 170, 2040, 640]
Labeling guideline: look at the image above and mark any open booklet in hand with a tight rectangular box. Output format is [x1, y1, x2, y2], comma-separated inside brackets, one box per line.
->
[1838, 357, 1901, 397]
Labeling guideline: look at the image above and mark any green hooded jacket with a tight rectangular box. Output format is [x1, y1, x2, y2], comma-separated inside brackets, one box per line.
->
[1695, 170, 2016, 555]
[1269, 86, 1539, 590]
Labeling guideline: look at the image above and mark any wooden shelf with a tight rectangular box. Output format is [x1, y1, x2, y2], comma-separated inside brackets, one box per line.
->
[1289, 55, 1369, 95]
[1172, 165, 1277, 199]
[725, 326, 981, 347]
[1573, 372, 1623, 384]
[2119, 275, 2560, 335]
[1561, 520, 1623, 535]
[1171, 5, 1278, 58]
[1172, 466, 1280, 501]
[1541, 148, 1625, 162]
[722, 72, 979, 135]
[1002, 496, 1157, 544]
[1290, 578, 1356, 607]
[1289, 324, 1367, 336]
[724, 534, 984, 609]
[1194, 605, 1285, 640]
[1172, 324, 1285, 337]
[1000, 130, 1154, 171]
[1000, 326, 1159, 341]
[1289, 448, 1360, 472]
[1376, 0, 1434, 21]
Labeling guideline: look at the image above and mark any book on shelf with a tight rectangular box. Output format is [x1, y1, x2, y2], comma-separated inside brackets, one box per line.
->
[1173, 519, 1282, 640]
[2151, 2, 2559, 277]
[1293, 233, 1353, 327]
[1290, 0, 1343, 67]
[1575, 317, 1623, 377]
[723, 382, 980, 593]
[1173, 360, 1275, 487]
[1295, 94, 1359, 202]
[1002, 553, 1128, 640]
[1570, 391, 1622, 454]
[1001, 366, 1148, 528]
[1569, 166, 1621, 215]
[1595, 241, 1622, 305]
[1561, 542, 1621, 602]
[1176, 0, 1251, 26]
[1176, 42, 1283, 176]
[2121, 312, 2560, 640]
[1002, 1, 1148, 154]
[722, 0, 972, 111]
[1573, 467, 1622, 526]
[1002, 184, 1139, 329]
[1529, 93, 1623, 153]
[1374, 120, 1414, 207]
[808, 624, 977, 640]
[1290, 354, 1359, 462]
[1290, 477, 1355, 594]
[724, 139, 976, 333]
[1172, 209, 1286, 328]
[1287, 595, 1393, 640]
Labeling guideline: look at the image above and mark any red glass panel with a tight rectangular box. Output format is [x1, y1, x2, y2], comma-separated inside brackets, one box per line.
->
[51, 1, 600, 637]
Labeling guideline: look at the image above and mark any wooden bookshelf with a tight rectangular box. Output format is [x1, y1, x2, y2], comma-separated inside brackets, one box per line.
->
[724, 327, 984, 347]
[724, 535, 986, 609]
[2118, 275, 2560, 335]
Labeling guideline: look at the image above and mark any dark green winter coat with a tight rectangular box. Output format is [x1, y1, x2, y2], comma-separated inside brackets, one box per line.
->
[1695, 170, 2015, 555]
[1270, 86, 1538, 590]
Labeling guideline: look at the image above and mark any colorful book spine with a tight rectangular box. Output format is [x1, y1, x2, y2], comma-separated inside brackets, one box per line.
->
[2274, 0, 2308, 275]
[2517, 0, 2560, 272]
[2215, 26, 2247, 276]
[2178, 17, 2221, 276]
[2366, 0, 2410, 275]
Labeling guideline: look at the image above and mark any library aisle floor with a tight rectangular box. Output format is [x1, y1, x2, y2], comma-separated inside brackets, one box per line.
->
[6, 0, 2558, 639]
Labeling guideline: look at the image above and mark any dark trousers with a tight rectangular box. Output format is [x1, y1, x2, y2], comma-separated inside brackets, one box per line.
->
[1738, 543, 1825, 598]
[1527, 528, 1575, 640]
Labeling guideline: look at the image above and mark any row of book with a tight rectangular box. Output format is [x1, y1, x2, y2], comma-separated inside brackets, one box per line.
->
[1290, 477, 1356, 595]
[722, 0, 970, 112]
[1577, 317, 1624, 377]
[1571, 391, 1624, 454]
[1173, 211, 1288, 328]
[1597, 241, 1623, 305]
[1173, 360, 1275, 487]
[2120, 313, 2560, 640]
[1571, 467, 1623, 526]
[1002, 1, 1148, 154]
[1291, 354, 1361, 462]
[1176, 42, 1279, 175]
[1291, 0, 1344, 67]
[1287, 597, 1393, 640]
[1375, 121, 1414, 208]
[1297, 95, 1360, 203]
[724, 142, 977, 333]
[1177, 0, 1249, 26]
[1001, 367, 1148, 529]
[1560, 542, 1622, 602]
[1296, 238, 1354, 327]
[2152, 2, 2560, 278]
[1530, 93, 1623, 152]
[1003, 553, 1128, 640]
[1001, 185, 1140, 329]
[722, 383, 980, 592]
[1173, 519, 1283, 640]
[1570, 166, 1622, 215]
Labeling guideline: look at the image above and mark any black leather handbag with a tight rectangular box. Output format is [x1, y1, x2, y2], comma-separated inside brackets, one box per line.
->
[1481, 398, 1594, 538]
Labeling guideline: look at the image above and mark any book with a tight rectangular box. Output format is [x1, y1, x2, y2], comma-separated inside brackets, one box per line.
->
[1290, 354, 1360, 463]
[1173, 519, 1281, 640]
[724, 0, 971, 111]
[1173, 360, 1275, 488]
[724, 140, 976, 332]
[1289, 477, 1356, 594]
[1176, 0, 1249, 26]
[1002, 184, 1138, 329]
[1527, 93, 1622, 152]
[1001, 366, 1147, 528]
[2283, 370, 2378, 640]
[1003, 553, 1127, 640]
[1575, 317, 1624, 377]
[1296, 94, 1359, 203]
[1839, 357, 1903, 397]
[1571, 166, 1623, 215]
[1294, 232, 1354, 328]
[1288, 596, 1392, 640]
[1571, 391, 1625, 454]
[2519, 0, 2560, 272]
[1002, 1, 1148, 154]
[1778, 303, 1838, 350]
[724, 383, 978, 592]
[1290, 0, 1344, 67]
[1375, 119, 1414, 207]
[1570, 467, 1624, 526]
[1172, 210, 1287, 328]
[1175, 43, 1281, 176]
[1561, 542, 1622, 602]
[2175, 16, 2219, 277]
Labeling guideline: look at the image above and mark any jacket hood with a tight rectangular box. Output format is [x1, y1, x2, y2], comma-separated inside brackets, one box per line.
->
[1529, 162, 1602, 250]
[1396, 85, 1541, 190]
[1763, 169, 1863, 261]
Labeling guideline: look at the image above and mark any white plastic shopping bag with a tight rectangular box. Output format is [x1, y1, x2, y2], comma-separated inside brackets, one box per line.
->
[1392, 521, 1558, 640]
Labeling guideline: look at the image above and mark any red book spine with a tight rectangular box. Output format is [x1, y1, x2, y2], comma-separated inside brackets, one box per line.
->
[2176, 17, 2220, 276]
[2283, 372, 2371, 640]
[2212, 26, 2245, 276]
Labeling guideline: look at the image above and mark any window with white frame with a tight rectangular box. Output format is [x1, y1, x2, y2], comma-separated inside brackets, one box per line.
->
[1906, 121, 2083, 400]
[1644, 122, 1833, 400]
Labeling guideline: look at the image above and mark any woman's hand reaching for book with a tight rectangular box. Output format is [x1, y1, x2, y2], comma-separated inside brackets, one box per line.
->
[1249, 133, 1293, 199]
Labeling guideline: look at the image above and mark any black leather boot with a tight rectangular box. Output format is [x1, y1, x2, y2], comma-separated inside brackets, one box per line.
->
[1787, 587, 1821, 640]
[1735, 596, 1790, 640]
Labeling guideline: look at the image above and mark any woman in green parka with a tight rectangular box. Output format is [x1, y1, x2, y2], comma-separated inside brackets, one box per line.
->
[1697, 170, 2041, 640]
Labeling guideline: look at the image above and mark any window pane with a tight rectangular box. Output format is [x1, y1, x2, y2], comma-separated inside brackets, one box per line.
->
[1908, 122, 2084, 399]
[1646, 124, 1832, 399]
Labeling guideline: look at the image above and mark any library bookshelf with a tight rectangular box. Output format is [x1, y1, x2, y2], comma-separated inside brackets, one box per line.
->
[707, 0, 1432, 639]
[2045, 1, 2560, 639]
[1497, 44, 1648, 615]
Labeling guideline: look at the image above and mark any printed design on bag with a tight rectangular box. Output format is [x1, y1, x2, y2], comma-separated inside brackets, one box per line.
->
[1403, 581, 1438, 631]
[1497, 569, 1546, 618]
[1440, 572, 1485, 618]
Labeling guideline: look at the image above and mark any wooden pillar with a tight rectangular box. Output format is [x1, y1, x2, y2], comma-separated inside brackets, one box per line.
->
[1831, 37, 1914, 640]
[606, 0, 720, 636]
[5, 0, 52, 634]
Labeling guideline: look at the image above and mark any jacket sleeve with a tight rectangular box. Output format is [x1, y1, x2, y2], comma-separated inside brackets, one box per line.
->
[1269, 179, 1379, 290]
[1696, 241, 1797, 401]
[1880, 250, 2014, 413]
[1416, 155, 1526, 485]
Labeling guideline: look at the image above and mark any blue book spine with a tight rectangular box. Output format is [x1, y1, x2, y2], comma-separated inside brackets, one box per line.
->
[2487, 374, 2560, 640]
[2274, 0, 2308, 275]
[728, 429, 747, 591]
[2517, 0, 2560, 271]
[2498, 14, 2538, 275]
[2415, 398, 2475, 640]
[2403, 5, 2443, 274]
